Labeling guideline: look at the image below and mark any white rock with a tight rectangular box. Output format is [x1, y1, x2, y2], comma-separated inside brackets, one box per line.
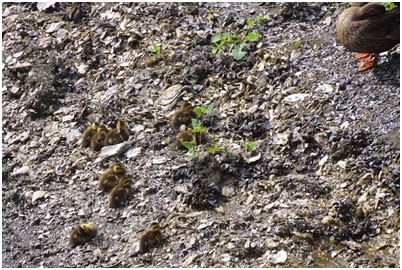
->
[283, 93, 309, 103]
[124, 147, 142, 158]
[12, 166, 30, 176]
[222, 187, 235, 197]
[32, 191, 47, 203]
[273, 250, 287, 264]
[99, 142, 130, 158]
[221, 253, 231, 262]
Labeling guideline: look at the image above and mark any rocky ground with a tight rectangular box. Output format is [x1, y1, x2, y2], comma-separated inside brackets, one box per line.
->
[2, 2, 400, 268]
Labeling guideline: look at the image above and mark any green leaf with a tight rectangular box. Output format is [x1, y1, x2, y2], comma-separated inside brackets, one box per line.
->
[294, 41, 302, 49]
[193, 126, 206, 133]
[224, 147, 229, 154]
[232, 44, 247, 61]
[164, 137, 171, 144]
[182, 141, 195, 151]
[194, 107, 202, 117]
[206, 103, 214, 116]
[245, 31, 261, 42]
[211, 32, 222, 43]
[246, 19, 253, 27]
[161, 44, 169, 50]
[246, 141, 256, 152]
[229, 154, 237, 161]
[254, 16, 265, 23]
[191, 118, 202, 130]
[207, 146, 221, 153]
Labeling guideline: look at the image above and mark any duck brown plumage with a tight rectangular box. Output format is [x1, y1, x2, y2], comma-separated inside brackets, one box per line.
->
[336, 2, 400, 71]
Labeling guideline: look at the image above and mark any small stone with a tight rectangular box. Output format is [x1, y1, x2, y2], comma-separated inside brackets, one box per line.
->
[273, 250, 287, 264]
[222, 187, 235, 197]
[32, 191, 47, 203]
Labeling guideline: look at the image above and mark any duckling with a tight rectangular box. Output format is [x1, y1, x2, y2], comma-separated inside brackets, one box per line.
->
[117, 119, 130, 141]
[104, 119, 130, 146]
[109, 177, 132, 208]
[138, 222, 163, 253]
[99, 163, 127, 190]
[69, 222, 98, 246]
[90, 124, 108, 151]
[171, 101, 198, 129]
[175, 129, 208, 149]
[175, 130, 194, 149]
[81, 122, 99, 147]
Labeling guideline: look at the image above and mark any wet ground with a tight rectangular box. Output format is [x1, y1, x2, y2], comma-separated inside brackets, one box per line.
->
[2, 2, 400, 267]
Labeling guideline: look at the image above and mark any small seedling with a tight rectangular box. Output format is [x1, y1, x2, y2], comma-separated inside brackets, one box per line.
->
[194, 103, 214, 117]
[211, 15, 264, 61]
[294, 41, 302, 49]
[191, 118, 207, 133]
[182, 141, 198, 158]
[246, 141, 256, 152]
[224, 147, 238, 161]
[146, 44, 168, 59]
[164, 137, 171, 144]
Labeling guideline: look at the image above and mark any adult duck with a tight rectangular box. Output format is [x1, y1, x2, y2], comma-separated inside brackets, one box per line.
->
[336, 2, 400, 71]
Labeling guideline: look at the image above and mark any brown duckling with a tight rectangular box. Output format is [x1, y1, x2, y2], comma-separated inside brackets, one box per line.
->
[336, 3, 400, 71]
[175, 129, 207, 149]
[171, 101, 198, 129]
[109, 177, 132, 208]
[99, 163, 127, 190]
[138, 222, 163, 253]
[90, 124, 109, 151]
[104, 119, 130, 146]
[81, 122, 99, 147]
[117, 119, 130, 141]
[69, 222, 98, 246]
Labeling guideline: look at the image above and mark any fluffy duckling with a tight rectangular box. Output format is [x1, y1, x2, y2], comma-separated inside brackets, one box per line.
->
[99, 163, 127, 190]
[117, 119, 130, 141]
[104, 119, 130, 146]
[171, 101, 198, 129]
[69, 222, 98, 246]
[175, 129, 207, 149]
[90, 124, 109, 151]
[109, 177, 132, 208]
[138, 222, 163, 253]
[81, 122, 99, 147]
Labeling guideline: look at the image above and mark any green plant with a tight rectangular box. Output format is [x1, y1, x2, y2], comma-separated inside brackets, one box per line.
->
[164, 137, 171, 144]
[224, 147, 238, 161]
[246, 141, 256, 152]
[211, 16, 264, 61]
[383, 2, 397, 10]
[146, 44, 168, 59]
[207, 146, 220, 153]
[194, 103, 214, 117]
[182, 141, 198, 158]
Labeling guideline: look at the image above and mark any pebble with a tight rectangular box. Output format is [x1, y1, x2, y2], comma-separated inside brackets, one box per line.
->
[222, 187, 235, 197]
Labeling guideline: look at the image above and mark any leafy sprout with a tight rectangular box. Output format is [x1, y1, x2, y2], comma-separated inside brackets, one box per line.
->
[210, 15, 265, 61]
[146, 44, 168, 58]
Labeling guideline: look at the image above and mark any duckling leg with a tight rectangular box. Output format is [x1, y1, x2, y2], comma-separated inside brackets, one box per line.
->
[357, 53, 379, 72]
[354, 53, 374, 62]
